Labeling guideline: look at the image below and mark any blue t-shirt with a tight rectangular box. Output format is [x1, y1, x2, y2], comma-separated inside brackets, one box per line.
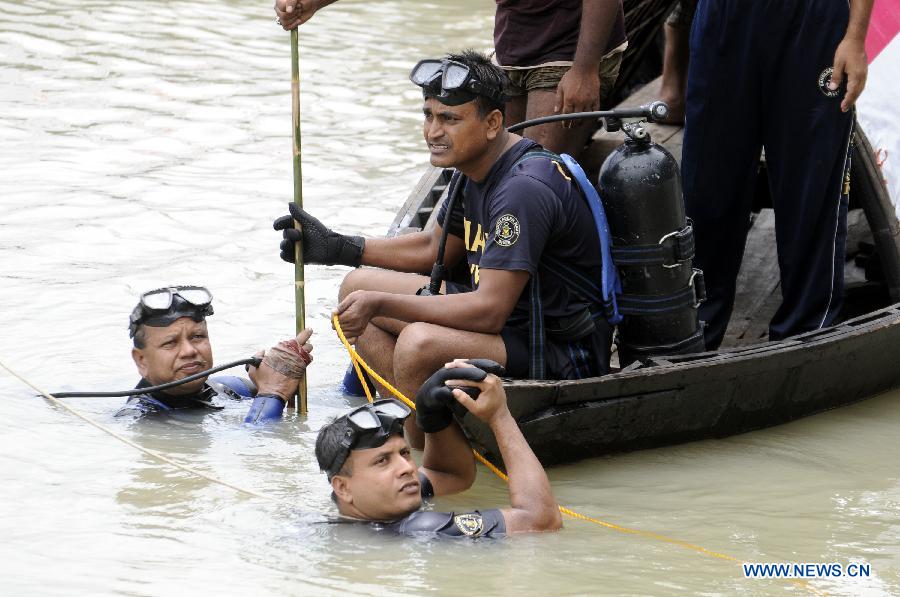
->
[437, 138, 603, 328]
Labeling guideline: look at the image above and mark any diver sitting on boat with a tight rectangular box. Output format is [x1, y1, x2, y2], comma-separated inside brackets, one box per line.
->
[275, 50, 613, 445]
[317, 360, 561, 537]
[118, 285, 313, 423]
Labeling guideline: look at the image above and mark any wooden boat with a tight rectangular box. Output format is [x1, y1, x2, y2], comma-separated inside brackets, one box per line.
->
[387, 77, 900, 466]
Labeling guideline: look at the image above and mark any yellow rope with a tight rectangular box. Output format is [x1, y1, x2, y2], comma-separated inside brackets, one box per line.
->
[1, 328, 821, 594]
[332, 316, 825, 594]
[0, 358, 275, 502]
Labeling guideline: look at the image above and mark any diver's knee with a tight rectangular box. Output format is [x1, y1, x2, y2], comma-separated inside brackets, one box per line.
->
[338, 268, 369, 301]
[394, 323, 439, 366]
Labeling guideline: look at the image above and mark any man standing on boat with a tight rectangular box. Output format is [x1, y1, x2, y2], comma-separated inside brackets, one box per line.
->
[494, 0, 627, 159]
[273, 0, 626, 160]
[316, 360, 562, 536]
[274, 51, 613, 446]
[656, 1, 697, 125]
[682, 0, 873, 349]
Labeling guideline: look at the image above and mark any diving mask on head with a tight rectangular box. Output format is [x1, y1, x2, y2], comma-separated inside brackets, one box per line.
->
[323, 399, 412, 479]
[409, 58, 505, 106]
[128, 285, 214, 338]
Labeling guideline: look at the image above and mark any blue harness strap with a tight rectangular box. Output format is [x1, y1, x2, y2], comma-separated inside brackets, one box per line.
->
[510, 149, 622, 379]
[559, 153, 622, 325]
[528, 271, 546, 378]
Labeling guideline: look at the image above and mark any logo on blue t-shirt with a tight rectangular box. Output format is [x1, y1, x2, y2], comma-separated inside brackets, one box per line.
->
[494, 214, 521, 247]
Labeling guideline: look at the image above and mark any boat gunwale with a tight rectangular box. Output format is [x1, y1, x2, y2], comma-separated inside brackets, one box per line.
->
[501, 302, 900, 390]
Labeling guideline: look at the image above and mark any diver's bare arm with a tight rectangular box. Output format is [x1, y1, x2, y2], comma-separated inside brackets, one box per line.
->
[448, 370, 562, 534]
[491, 412, 561, 533]
[361, 225, 465, 274]
[419, 421, 477, 496]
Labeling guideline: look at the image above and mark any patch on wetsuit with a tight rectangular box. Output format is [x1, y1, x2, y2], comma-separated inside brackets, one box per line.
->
[453, 512, 485, 537]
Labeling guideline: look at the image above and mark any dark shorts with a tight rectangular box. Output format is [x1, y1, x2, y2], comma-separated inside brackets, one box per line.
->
[446, 281, 611, 380]
[500, 321, 612, 380]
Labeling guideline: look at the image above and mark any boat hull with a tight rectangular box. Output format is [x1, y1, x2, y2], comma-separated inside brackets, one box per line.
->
[388, 75, 900, 466]
[457, 305, 900, 465]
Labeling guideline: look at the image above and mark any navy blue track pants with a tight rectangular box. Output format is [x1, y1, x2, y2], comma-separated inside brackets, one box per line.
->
[682, 0, 854, 348]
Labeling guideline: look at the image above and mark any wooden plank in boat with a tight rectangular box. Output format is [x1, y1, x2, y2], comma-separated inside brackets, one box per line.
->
[722, 209, 781, 346]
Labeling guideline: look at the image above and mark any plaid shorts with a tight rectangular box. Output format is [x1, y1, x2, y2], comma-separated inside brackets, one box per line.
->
[503, 51, 623, 99]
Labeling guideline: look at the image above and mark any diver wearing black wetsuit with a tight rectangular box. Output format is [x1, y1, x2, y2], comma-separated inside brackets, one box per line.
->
[121, 285, 312, 424]
[368, 472, 506, 538]
[316, 361, 561, 538]
[115, 375, 256, 418]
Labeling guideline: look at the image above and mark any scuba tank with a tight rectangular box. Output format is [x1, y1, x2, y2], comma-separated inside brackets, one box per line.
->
[597, 122, 706, 366]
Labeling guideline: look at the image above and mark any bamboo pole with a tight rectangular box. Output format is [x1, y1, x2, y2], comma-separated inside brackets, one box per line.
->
[290, 27, 308, 414]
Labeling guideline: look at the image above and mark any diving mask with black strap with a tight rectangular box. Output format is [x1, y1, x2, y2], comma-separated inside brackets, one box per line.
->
[128, 285, 214, 338]
[409, 58, 506, 106]
[323, 399, 412, 480]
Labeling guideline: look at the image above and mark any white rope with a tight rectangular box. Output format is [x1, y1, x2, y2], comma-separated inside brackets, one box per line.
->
[0, 358, 276, 502]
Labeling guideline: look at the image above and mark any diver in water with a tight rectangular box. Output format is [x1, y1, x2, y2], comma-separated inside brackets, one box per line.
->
[316, 360, 562, 537]
[118, 285, 313, 424]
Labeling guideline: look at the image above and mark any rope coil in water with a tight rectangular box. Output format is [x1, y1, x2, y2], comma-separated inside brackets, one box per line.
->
[331, 316, 823, 595]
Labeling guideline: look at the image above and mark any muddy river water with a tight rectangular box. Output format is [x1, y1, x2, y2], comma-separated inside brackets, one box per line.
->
[0, 1, 898, 594]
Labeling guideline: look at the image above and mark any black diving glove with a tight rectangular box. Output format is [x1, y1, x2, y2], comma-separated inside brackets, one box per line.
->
[273, 203, 365, 266]
[414, 360, 506, 433]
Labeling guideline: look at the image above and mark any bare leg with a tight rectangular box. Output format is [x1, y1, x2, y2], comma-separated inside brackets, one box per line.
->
[522, 89, 595, 159]
[337, 268, 426, 398]
[658, 22, 690, 124]
[354, 322, 399, 398]
[338, 270, 504, 449]
[393, 322, 508, 449]
[505, 94, 527, 126]
[339, 268, 428, 301]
